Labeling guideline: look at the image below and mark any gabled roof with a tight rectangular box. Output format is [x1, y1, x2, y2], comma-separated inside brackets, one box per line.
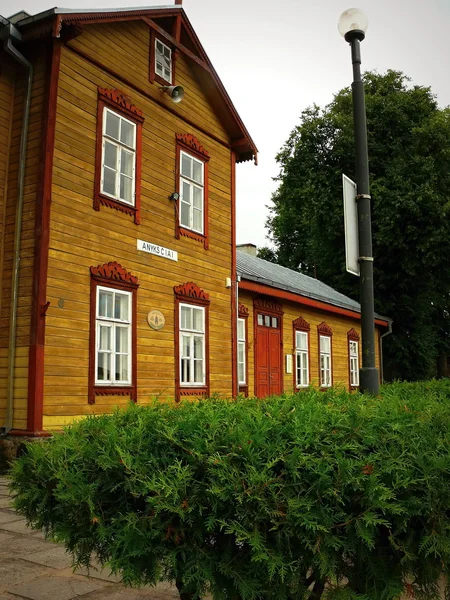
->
[13, 5, 258, 164]
[237, 251, 391, 325]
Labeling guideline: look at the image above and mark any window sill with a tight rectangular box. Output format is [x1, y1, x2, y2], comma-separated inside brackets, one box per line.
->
[90, 385, 136, 405]
[154, 73, 173, 87]
[177, 226, 208, 249]
[94, 192, 140, 224]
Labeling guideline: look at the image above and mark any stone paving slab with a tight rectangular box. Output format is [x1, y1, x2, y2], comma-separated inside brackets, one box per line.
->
[0, 511, 21, 524]
[0, 531, 55, 559]
[0, 497, 13, 509]
[0, 558, 53, 592]
[0, 518, 38, 535]
[26, 545, 74, 570]
[8, 573, 108, 600]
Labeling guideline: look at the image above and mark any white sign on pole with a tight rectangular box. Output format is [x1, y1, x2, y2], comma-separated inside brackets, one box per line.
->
[342, 174, 360, 277]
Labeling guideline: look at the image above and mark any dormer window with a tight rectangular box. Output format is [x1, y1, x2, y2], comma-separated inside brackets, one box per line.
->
[155, 39, 172, 83]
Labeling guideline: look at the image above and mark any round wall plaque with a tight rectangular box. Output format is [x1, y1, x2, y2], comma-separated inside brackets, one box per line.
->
[147, 310, 165, 330]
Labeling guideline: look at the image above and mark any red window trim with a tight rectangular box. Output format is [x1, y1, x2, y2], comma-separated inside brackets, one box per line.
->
[89, 262, 139, 405]
[149, 29, 178, 87]
[292, 316, 311, 391]
[175, 133, 210, 249]
[174, 282, 210, 401]
[347, 328, 360, 391]
[238, 303, 249, 396]
[94, 87, 144, 225]
[317, 321, 333, 390]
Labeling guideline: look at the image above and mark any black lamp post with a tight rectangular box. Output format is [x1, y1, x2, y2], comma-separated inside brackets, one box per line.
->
[339, 8, 379, 395]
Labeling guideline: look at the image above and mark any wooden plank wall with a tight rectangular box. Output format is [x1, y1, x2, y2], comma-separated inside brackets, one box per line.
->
[43, 21, 234, 430]
[239, 290, 382, 395]
[0, 48, 47, 430]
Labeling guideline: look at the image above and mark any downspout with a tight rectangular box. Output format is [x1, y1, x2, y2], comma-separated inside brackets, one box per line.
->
[0, 20, 33, 435]
[379, 321, 393, 384]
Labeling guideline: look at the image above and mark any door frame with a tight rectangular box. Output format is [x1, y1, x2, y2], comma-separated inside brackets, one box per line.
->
[253, 297, 284, 397]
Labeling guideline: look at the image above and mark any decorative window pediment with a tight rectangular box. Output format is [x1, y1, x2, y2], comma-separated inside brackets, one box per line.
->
[254, 297, 283, 315]
[318, 321, 333, 336]
[347, 328, 360, 341]
[174, 282, 210, 304]
[238, 303, 249, 318]
[98, 87, 144, 121]
[293, 316, 310, 331]
[90, 262, 139, 288]
[176, 133, 210, 160]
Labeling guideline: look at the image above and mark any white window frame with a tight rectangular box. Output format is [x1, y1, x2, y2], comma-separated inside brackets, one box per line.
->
[179, 303, 205, 387]
[295, 330, 309, 388]
[238, 317, 246, 386]
[349, 340, 359, 387]
[101, 107, 136, 206]
[95, 285, 132, 386]
[155, 38, 172, 83]
[179, 150, 204, 234]
[319, 334, 332, 388]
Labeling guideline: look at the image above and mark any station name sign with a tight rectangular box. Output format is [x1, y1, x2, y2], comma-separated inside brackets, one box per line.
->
[137, 239, 178, 262]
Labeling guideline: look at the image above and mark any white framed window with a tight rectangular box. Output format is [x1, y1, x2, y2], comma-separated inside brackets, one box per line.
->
[295, 330, 309, 387]
[180, 303, 205, 386]
[179, 150, 204, 234]
[95, 286, 132, 385]
[101, 107, 136, 206]
[238, 318, 246, 385]
[349, 340, 359, 387]
[155, 38, 172, 83]
[319, 335, 332, 387]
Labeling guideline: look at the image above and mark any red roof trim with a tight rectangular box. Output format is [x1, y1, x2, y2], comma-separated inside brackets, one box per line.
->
[239, 280, 389, 327]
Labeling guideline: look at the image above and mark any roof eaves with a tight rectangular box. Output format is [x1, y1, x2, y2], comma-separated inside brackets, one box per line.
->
[239, 272, 361, 314]
[15, 5, 178, 27]
[239, 272, 392, 324]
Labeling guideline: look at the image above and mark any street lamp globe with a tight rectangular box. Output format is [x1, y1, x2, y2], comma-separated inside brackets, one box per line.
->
[338, 8, 368, 41]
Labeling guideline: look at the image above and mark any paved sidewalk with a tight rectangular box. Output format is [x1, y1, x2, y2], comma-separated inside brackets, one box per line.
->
[0, 476, 181, 599]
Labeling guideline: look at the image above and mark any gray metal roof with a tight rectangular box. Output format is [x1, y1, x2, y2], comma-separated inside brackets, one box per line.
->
[237, 251, 368, 315]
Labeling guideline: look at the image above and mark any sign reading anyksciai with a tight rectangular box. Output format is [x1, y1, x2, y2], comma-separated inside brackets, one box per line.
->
[137, 239, 178, 262]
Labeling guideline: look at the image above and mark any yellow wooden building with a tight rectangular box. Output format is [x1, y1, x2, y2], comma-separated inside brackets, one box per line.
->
[0, 4, 390, 437]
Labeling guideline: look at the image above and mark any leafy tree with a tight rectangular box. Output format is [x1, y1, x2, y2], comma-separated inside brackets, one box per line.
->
[256, 246, 278, 263]
[266, 71, 450, 381]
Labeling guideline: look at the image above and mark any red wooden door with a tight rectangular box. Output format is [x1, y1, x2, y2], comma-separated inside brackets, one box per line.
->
[255, 314, 282, 398]
[268, 328, 281, 395]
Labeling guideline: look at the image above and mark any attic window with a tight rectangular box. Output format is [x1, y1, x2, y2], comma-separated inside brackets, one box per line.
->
[155, 39, 172, 82]
[149, 31, 176, 86]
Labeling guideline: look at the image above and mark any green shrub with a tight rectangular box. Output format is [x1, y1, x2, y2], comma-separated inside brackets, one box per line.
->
[10, 381, 450, 599]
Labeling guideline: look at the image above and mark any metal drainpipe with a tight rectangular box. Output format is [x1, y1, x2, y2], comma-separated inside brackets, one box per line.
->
[0, 22, 33, 435]
[379, 321, 393, 384]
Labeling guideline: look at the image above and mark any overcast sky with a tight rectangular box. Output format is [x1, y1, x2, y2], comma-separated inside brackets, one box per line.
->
[2, 0, 450, 248]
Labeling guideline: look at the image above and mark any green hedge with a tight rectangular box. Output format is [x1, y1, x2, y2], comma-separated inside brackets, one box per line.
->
[10, 380, 450, 599]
